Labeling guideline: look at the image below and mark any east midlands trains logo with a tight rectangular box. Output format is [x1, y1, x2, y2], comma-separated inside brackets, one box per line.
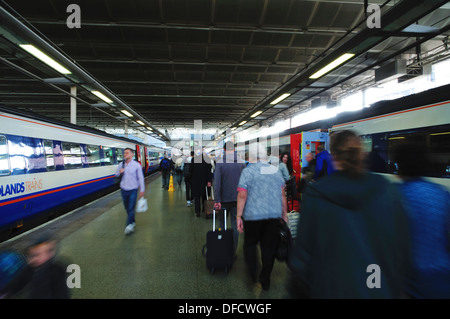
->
[0, 179, 43, 197]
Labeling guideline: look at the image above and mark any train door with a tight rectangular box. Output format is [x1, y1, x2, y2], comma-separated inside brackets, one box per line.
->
[143, 146, 149, 174]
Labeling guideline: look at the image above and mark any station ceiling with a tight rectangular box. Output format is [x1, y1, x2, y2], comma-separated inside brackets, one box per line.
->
[0, 0, 449, 142]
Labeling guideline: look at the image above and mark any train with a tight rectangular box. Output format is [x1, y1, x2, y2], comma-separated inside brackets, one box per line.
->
[0, 105, 168, 241]
[234, 84, 450, 202]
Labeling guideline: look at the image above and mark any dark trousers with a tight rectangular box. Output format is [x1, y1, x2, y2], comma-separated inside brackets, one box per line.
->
[194, 193, 206, 216]
[243, 218, 280, 285]
[161, 170, 170, 188]
[185, 180, 192, 201]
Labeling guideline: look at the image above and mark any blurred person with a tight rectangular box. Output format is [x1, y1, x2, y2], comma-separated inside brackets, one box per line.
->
[314, 144, 335, 180]
[0, 235, 70, 299]
[288, 130, 411, 298]
[159, 153, 174, 190]
[174, 154, 184, 186]
[281, 152, 294, 176]
[214, 141, 246, 256]
[191, 150, 212, 217]
[183, 151, 195, 207]
[237, 143, 288, 290]
[299, 152, 316, 193]
[394, 142, 450, 298]
[115, 148, 145, 235]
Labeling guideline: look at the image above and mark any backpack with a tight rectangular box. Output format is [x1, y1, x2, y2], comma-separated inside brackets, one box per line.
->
[183, 162, 192, 178]
[160, 158, 171, 171]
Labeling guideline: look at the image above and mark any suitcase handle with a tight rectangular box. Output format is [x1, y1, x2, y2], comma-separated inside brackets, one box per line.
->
[212, 209, 227, 231]
[205, 186, 214, 200]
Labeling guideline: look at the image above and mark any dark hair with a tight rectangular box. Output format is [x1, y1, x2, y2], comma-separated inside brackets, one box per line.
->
[393, 142, 429, 177]
[124, 147, 134, 153]
[330, 130, 364, 176]
[280, 152, 293, 175]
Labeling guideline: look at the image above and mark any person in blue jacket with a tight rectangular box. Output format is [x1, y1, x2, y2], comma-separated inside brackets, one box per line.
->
[288, 130, 411, 298]
[314, 144, 335, 180]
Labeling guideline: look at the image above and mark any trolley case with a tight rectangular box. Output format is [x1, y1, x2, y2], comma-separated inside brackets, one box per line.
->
[203, 209, 234, 274]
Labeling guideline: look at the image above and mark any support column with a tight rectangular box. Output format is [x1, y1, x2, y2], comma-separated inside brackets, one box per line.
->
[124, 119, 129, 138]
[70, 86, 77, 125]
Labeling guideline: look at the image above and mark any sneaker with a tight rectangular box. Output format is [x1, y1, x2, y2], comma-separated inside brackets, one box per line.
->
[187, 201, 191, 207]
[124, 224, 134, 235]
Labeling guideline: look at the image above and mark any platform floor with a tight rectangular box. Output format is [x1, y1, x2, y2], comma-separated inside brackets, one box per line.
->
[0, 173, 289, 299]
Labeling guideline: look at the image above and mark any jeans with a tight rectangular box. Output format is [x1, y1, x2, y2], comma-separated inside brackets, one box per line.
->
[162, 170, 171, 188]
[218, 202, 239, 255]
[121, 189, 138, 226]
[243, 218, 280, 285]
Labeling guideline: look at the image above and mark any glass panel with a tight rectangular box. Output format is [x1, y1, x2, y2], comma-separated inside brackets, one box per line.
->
[102, 147, 113, 166]
[43, 139, 55, 171]
[86, 145, 101, 167]
[115, 148, 124, 163]
[62, 142, 82, 169]
[0, 136, 10, 176]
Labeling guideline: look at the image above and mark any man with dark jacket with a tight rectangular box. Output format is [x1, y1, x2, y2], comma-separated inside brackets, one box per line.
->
[191, 150, 212, 217]
[159, 153, 174, 190]
[214, 141, 246, 255]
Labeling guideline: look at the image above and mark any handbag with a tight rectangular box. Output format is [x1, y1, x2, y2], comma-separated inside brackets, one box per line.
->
[287, 211, 301, 239]
[136, 197, 148, 213]
[275, 219, 293, 262]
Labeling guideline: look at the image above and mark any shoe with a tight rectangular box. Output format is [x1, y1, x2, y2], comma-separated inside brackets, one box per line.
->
[124, 224, 133, 235]
[187, 201, 191, 207]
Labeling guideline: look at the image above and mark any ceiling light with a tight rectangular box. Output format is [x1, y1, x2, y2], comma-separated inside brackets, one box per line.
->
[91, 90, 113, 103]
[146, 127, 153, 131]
[250, 111, 263, 118]
[121, 110, 133, 117]
[20, 44, 71, 74]
[137, 120, 145, 125]
[309, 53, 355, 79]
[270, 93, 291, 105]
[239, 121, 247, 126]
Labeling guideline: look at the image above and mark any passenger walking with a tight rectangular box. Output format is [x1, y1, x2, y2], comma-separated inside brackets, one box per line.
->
[393, 142, 450, 298]
[214, 141, 246, 256]
[314, 144, 334, 180]
[115, 148, 145, 235]
[174, 155, 184, 186]
[159, 153, 174, 190]
[183, 151, 194, 207]
[0, 234, 70, 299]
[191, 150, 212, 217]
[237, 143, 288, 290]
[288, 130, 411, 298]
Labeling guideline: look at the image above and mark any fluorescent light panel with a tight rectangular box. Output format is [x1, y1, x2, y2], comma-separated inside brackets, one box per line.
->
[19, 44, 71, 74]
[239, 121, 247, 126]
[309, 53, 355, 79]
[270, 93, 291, 105]
[137, 120, 145, 125]
[250, 110, 263, 118]
[91, 90, 113, 103]
[121, 110, 133, 117]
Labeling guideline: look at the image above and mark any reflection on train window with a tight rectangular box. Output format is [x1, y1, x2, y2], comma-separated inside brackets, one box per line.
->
[43, 139, 55, 170]
[367, 125, 450, 178]
[0, 136, 10, 176]
[102, 146, 113, 165]
[62, 142, 82, 169]
[86, 145, 101, 167]
[8, 136, 46, 175]
[115, 148, 124, 163]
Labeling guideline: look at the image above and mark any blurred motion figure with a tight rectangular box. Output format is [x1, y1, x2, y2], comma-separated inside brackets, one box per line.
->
[394, 142, 450, 298]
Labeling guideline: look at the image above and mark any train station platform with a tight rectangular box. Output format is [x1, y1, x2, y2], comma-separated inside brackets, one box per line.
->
[0, 173, 288, 299]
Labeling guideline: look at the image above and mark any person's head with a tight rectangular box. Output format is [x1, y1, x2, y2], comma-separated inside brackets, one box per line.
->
[190, 151, 195, 157]
[224, 141, 235, 154]
[27, 235, 58, 268]
[317, 144, 325, 154]
[393, 142, 429, 178]
[124, 148, 134, 161]
[330, 130, 364, 176]
[306, 152, 314, 163]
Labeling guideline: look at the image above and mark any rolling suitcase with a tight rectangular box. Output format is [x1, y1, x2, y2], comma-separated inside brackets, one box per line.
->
[202, 209, 234, 274]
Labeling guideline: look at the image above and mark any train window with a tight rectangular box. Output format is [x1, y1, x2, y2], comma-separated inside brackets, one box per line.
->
[7, 136, 46, 175]
[101, 147, 114, 165]
[0, 136, 10, 176]
[86, 145, 101, 167]
[43, 139, 55, 171]
[115, 148, 124, 163]
[62, 142, 82, 169]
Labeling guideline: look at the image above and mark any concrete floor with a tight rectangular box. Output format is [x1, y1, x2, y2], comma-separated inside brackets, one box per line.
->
[1, 173, 290, 299]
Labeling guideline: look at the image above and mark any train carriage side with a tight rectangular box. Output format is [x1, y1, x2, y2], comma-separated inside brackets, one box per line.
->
[0, 110, 136, 240]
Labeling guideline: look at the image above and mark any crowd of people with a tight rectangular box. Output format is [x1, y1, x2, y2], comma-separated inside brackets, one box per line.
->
[1, 129, 448, 299]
